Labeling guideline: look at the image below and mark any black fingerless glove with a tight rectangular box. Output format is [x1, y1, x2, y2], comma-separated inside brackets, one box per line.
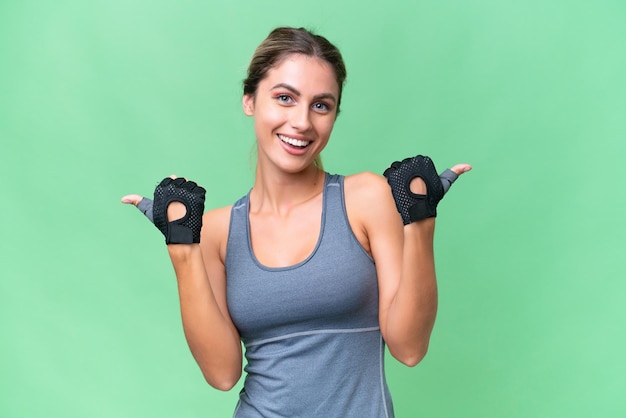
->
[152, 177, 206, 244]
[383, 155, 446, 224]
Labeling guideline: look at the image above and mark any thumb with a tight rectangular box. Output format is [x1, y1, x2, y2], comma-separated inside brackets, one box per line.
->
[450, 163, 472, 176]
[121, 194, 144, 205]
[121, 194, 154, 223]
[440, 164, 472, 194]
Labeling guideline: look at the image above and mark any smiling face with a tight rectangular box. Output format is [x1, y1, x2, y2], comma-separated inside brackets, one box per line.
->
[243, 54, 340, 174]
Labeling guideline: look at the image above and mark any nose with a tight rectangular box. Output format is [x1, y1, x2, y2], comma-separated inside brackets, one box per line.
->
[289, 105, 312, 131]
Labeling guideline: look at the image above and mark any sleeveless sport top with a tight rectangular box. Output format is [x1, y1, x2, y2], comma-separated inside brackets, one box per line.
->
[226, 173, 394, 418]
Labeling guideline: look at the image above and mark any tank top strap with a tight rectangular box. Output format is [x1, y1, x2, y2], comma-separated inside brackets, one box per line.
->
[226, 192, 251, 260]
[321, 172, 346, 233]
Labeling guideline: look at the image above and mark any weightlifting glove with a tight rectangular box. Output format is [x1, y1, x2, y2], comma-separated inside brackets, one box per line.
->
[134, 177, 206, 244]
[383, 155, 457, 224]
[136, 197, 154, 223]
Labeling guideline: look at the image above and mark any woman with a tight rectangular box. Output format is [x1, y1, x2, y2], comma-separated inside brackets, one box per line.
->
[122, 27, 471, 417]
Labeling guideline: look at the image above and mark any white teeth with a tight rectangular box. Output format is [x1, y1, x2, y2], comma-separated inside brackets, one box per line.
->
[278, 134, 310, 147]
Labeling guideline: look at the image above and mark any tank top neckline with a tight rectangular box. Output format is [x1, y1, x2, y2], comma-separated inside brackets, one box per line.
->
[244, 173, 334, 272]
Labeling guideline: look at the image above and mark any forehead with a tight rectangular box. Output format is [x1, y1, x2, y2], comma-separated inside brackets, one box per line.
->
[261, 54, 339, 96]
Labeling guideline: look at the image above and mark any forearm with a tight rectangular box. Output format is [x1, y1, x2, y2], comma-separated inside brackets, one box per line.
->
[168, 245, 242, 390]
[385, 218, 438, 366]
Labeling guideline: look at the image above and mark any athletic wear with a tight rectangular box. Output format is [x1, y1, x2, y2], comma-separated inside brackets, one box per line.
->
[439, 168, 458, 194]
[136, 197, 154, 222]
[153, 177, 206, 244]
[384, 155, 444, 223]
[226, 173, 394, 417]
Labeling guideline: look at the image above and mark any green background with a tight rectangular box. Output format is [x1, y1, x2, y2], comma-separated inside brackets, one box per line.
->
[1, 0, 625, 417]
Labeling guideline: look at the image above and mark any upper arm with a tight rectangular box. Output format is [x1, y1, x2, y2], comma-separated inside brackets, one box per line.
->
[344, 172, 404, 339]
[200, 206, 238, 331]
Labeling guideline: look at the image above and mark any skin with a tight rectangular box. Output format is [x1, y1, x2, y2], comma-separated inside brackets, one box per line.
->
[121, 53, 471, 390]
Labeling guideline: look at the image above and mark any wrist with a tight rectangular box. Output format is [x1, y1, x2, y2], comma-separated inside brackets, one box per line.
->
[404, 218, 435, 238]
[167, 243, 200, 260]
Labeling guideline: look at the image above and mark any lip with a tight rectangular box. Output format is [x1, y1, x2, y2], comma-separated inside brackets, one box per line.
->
[277, 133, 312, 155]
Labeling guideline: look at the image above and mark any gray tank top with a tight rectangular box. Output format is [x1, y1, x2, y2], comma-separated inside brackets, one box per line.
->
[226, 173, 394, 418]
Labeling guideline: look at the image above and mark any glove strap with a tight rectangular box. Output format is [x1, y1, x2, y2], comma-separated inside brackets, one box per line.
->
[167, 222, 194, 244]
[408, 197, 432, 221]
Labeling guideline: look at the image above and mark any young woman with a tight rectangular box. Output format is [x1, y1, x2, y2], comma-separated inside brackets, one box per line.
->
[122, 27, 471, 417]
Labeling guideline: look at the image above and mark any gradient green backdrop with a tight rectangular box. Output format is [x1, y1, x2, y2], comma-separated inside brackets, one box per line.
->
[1, 1, 624, 417]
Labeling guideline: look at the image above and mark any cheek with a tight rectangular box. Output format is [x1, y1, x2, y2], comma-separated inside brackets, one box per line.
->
[317, 118, 336, 138]
[254, 106, 285, 132]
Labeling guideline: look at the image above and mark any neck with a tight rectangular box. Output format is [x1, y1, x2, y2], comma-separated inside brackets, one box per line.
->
[250, 164, 325, 216]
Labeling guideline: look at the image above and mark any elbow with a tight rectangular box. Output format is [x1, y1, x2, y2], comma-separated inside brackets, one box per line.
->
[390, 344, 429, 367]
[202, 369, 241, 391]
[398, 349, 427, 367]
[209, 380, 238, 392]
[190, 345, 243, 391]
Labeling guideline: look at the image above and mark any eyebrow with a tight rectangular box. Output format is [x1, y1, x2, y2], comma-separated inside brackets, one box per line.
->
[270, 83, 337, 104]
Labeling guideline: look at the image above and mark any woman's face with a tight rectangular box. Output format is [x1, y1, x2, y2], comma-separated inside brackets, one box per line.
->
[243, 53, 339, 174]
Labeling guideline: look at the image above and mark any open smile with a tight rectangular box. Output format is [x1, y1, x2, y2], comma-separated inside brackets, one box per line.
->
[278, 134, 311, 148]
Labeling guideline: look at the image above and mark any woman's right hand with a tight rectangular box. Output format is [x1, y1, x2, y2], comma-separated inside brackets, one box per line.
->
[121, 176, 206, 244]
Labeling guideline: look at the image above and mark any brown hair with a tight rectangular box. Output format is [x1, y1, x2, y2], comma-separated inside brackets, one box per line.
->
[243, 27, 347, 115]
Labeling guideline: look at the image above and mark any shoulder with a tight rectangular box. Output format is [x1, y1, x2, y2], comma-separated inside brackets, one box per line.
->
[344, 171, 395, 206]
[342, 171, 401, 253]
[202, 205, 233, 230]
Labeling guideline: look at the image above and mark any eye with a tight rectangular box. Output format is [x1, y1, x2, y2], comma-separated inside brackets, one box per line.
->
[275, 94, 294, 104]
[312, 102, 331, 112]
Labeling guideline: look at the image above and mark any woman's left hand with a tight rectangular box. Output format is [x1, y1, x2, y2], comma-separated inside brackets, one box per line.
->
[383, 156, 472, 224]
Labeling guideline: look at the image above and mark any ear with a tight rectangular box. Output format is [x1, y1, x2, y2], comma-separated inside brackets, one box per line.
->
[242, 94, 254, 116]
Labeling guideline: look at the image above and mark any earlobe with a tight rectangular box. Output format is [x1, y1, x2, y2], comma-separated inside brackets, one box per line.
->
[242, 95, 254, 116]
